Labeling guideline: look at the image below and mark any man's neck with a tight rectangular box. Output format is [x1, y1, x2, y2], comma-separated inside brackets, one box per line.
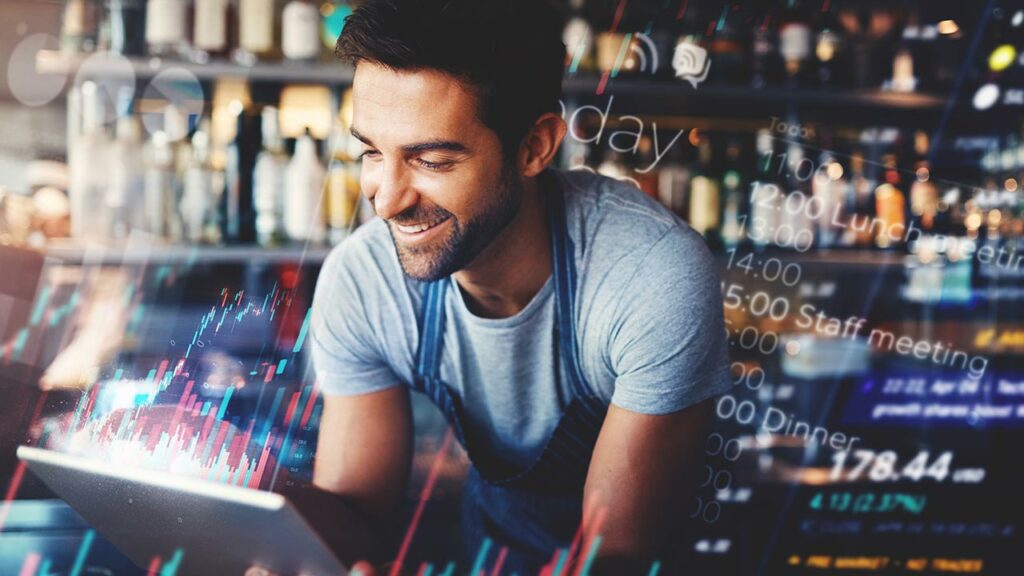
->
[453, 177, 552, 319]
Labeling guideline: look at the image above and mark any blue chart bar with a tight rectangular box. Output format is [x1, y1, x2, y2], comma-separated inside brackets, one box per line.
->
[579, 536, 603, 576]
[469, 537, 492, 576]
[160, 548, 184, 576]
[69, 529, 95, 576]
[293, 309, 312, 353]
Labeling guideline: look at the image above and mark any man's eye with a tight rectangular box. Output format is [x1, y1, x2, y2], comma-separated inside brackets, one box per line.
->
[358, 150, 381, 161]
[416, 158, 453, 171]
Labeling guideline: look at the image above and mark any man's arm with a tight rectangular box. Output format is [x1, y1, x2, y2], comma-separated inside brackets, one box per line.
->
[582, 397, 713, 573]
[280, 387, 413, 566]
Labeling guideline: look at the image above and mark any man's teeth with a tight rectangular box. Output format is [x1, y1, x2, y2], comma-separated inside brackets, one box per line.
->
[397, 219, 445, 234]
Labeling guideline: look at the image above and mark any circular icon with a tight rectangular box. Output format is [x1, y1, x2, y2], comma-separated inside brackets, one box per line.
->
[140, 67, 205, 141]
[74, 52, 137, 126]
[7, 33, 66, 107]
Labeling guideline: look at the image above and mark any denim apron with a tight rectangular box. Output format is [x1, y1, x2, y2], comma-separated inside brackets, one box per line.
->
[411, 184, 609, 573]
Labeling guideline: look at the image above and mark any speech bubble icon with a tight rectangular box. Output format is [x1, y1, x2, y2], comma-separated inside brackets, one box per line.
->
[673, 41, 711, 89]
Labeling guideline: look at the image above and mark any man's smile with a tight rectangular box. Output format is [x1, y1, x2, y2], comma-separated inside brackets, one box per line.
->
[391, 216, 453, 244]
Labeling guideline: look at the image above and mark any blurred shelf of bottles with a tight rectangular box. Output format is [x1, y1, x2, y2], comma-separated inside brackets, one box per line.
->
[563, 123, 1024, 264]
[8, 0, 1021, 255]
[64, 79, 368, 248]
[58, 0, 353, 67]
[51, 0, 1013, 94]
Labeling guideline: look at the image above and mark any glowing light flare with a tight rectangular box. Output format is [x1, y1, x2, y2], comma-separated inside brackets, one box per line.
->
[989, 44, 1017, 72]
[937, 20, 959, 35]
[826, 162, 844, 181]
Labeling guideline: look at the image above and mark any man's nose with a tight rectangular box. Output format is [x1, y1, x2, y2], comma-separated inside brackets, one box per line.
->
[371, 161, 417, 221]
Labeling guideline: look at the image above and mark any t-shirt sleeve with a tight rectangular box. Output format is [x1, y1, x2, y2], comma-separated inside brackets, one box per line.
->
[607, 225, 733, 414]
[309, 240, 401, 396]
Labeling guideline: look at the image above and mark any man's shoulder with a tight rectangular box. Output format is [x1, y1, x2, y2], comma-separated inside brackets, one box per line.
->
[555, 168, 704, 264]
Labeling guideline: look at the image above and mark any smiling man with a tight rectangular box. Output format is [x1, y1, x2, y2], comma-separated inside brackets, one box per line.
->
[303, 0, 732, 573]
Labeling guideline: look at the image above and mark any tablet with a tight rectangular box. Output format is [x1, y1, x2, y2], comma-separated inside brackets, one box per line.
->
[17, 446, 347, 576]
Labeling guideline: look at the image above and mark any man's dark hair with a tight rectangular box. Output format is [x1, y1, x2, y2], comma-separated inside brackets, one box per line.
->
[336, 0, 566, 158]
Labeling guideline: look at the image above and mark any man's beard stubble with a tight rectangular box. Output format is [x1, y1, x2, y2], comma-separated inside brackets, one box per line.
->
[385, 165, 523, 282]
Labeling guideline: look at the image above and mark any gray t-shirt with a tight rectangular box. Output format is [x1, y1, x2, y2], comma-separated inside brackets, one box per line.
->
[310, 169, 732, 468]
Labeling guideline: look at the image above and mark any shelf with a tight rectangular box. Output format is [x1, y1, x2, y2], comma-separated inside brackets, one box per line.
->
[44, 242, 333, 266]
[42, 239, 912, 269]
[38, 50, 945, 112]
[563, 75, 948, 112]
[561, 74, 965, 129]
[35, 50, 355, 85]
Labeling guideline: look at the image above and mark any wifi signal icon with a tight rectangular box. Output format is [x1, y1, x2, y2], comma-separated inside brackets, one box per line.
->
[625, 33, 659, 75]
[673, 41, 711, 88]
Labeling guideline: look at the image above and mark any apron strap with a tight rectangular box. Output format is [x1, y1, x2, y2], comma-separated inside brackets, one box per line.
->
[413, 176, 604, 427]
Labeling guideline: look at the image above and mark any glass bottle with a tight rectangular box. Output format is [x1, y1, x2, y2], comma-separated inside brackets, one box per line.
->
[146, 0, 189, 57]
[62, 0, 100, 53]
[284, 128, 326, 242]
[106, 0, 146, 55]
[69, 81, 110, 241]
[282, 0, 321, 61]
[236, 0, 278, 63]
[192, 0, 232, 62]
[254, 106, 287, 246]
[181, 119, 218, 243]
[223, 107, 261, 243]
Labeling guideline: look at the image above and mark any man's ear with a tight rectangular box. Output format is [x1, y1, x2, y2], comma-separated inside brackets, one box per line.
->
[517, 113, 568, 178]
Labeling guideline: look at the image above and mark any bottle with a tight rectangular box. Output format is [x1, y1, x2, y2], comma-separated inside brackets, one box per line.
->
[143, 131, 177, 239]
[192, 0, 232, 62]
[751, 129, 782, 250]
[181, 120, 218, 243]
[69, 81, 110, 241]
[61, 0, 100, 53]
[811, 153, 848, 249]
[223, 107, 261, 243]
[848, 149, 877, 247]
[720, 140, 744, 248]
[284, 128, 326, 242]
[107, 90, 146, 238]
[562, 0, 594, 73]
[106, 0, 146, 55]
[815, 8, 849, 87]
[633, 136, 659, 198]
[146, 0, 189, 57]
[751, 18, 785, 88]
[874, 156, 906, 249]
[688, 138, 720, 239]
[890, 46, 916, 93]
[597, 149, 629, 182]
[324, 122, 358, 244]
[707, 16, 747, 86]
[657, 145, 690, 218]
[779, 0, 814, 86]
[780, 142, 815, 249]
[254, 106, 287, 246]
[236, 0, 277, 63]
[282, 0, 321, 61]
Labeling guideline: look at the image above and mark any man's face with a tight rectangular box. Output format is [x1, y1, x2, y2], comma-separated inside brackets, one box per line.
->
[351, 62, 522, 281]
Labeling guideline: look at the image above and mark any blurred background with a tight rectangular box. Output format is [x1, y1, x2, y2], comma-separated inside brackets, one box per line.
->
[0, 0, 1022, 574]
